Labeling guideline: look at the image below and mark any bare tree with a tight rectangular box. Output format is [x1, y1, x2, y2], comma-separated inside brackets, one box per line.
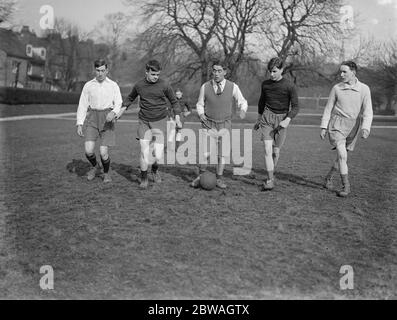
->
[215, 0, 269, 81]
[0, 0, 17, 24]
[90, 12, 130, 80]
[126, 0, 221, 83]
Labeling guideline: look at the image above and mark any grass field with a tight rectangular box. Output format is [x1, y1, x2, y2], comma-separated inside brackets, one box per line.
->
[0, 109, 396, 299]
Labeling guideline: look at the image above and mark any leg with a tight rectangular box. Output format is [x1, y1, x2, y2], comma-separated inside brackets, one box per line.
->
[99, 145, 112, 183]
[85, 140, 99, 181]
[152, 142, 164, 183]
[272, 147, 280, 168]
[139, 139, 151, 188]
[336, 143, 350, 197]
[324, 155, 339, 189]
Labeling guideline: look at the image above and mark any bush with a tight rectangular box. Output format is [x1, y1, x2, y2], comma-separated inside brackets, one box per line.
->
[0, 87, 81, 105]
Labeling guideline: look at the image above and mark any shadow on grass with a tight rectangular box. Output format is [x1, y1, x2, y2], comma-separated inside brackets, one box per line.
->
[66, 159, 199, 184]
[233, 167, 325, 190]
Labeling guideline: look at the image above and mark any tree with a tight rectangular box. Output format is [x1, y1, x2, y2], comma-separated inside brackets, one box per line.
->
[90, 12, 130, 81]
[126, 0, 221, 83]
[0, 0, 17, 24]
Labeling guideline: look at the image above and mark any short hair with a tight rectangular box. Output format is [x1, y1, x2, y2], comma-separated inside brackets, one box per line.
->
[146, 60, 162, 72]
[267, 57, 284, 71]
[94, 59, 107, 69]
[341, 60, 358, 73]
[211, 60, 228, 70]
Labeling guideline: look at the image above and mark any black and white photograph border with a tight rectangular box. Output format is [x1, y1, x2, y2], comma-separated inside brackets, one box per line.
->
[0, 0, 396, 303]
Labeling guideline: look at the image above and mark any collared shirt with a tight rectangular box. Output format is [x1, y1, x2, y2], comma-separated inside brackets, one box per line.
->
[76, 77, 123, 126]
[321, 78, 373, 132]
[196, 79, 248, 116]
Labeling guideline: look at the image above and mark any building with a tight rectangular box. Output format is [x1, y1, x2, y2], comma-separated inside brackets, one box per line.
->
[0, 26, 109, 91]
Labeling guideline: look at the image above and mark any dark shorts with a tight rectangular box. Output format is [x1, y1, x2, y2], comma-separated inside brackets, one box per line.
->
[328, 114, 362, 151]
[259, 108, 288, 149]
[85, 109, 116, 147]
[137, 118, 168, 144]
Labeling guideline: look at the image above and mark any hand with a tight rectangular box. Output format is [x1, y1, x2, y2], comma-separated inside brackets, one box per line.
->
[175, 115, 182, 128]
[320, 128, 327, 140]
[183, 111, 191, 117]
[361, 129, 370, 139]
[253, 121, 260, 131]
[199, 114, 207, 122]
[77, 125, 84, 137]
[116, 107, 127, 120]
[106, 111, 116, 122]
[239, 110, 246, 119]
[279, 117, 291, 129]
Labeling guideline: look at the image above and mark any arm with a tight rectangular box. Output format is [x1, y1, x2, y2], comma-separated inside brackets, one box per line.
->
[122, 85, 138, 110]
[76, 84, 89, 126]
[165, 85, 181, 116]
[233, 84, 248, 119]
[257, 82, 265, 117]
[321, 86, 337, 129]
[279, 84, 300, 128]
[107, 83, 123, 122]
[287, 84, 299, 120]
[117, 85, 138, 119]
[361, 86, 373, 135]
[196, 84, 206, 118]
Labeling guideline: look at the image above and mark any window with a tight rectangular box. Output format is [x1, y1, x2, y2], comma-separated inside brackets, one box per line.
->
[11, 60, 20, 74]
[27, 63, 32, 75]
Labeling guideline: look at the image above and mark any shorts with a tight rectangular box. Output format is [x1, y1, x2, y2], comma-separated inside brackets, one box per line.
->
[85, 109, 116, 147]
[259, 108, 288, 148]
[200, 117, 232, 159]
[328, 114, 362, 151]
[137, 117, 168, 144]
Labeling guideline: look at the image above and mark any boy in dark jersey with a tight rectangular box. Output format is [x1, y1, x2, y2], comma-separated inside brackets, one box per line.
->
[254, 57, 299, 190]
[117, 60, 182, 189]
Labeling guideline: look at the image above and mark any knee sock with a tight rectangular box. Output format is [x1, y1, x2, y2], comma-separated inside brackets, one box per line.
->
[86, 153, 97, 167]
[152, 162, 159, 173]
[141, 170, 148, 180]
[101, 157, 110, 173]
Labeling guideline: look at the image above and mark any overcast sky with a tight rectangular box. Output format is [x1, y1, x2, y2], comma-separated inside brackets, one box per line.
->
[11, 0, 397, 39]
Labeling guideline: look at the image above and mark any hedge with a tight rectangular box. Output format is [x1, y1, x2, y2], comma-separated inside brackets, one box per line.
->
[0, 87, 81, 105]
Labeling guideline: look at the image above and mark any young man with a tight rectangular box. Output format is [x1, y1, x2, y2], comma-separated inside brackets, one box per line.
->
[191, 60, 248, 189]
[320, 60, 373, 197]
[172, 88, 191, 148]
[254, 57, 299, 191]
[76, 59, 122, 183]
[117, 60, 182, 189]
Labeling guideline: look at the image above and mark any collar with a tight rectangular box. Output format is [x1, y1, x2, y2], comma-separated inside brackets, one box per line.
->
[212, 79, 226, 87]
[93, 77, 110, 84]
[340, 78, 361, 92]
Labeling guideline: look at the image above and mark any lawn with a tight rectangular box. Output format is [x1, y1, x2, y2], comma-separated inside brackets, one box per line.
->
[0, 115, 396, 299]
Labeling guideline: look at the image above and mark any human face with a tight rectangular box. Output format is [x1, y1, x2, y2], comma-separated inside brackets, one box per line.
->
[95, 65, 108, 82]
[175, 91, 182, 99]
[270, 66, 283, 81]
[340, 65, 356, 84]
[146, 69, 161, 83]
[212, 65, 226, 83]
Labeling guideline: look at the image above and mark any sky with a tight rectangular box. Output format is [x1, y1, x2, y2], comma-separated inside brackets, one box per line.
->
[9, 0, 397, 39]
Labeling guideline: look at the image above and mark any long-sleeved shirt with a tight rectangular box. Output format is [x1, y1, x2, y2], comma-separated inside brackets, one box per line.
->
[257, 77, 299, 119]
[321, 78, 373, 132]
[196, 79, 248, 116]
[123, 78, 181, 122]
[76, 77, 122, 126]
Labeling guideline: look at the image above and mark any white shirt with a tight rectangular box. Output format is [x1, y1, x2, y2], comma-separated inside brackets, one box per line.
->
[76, 77, 123, 126]
[196, 79, 248, 116]
[321, 78, 373, 132]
